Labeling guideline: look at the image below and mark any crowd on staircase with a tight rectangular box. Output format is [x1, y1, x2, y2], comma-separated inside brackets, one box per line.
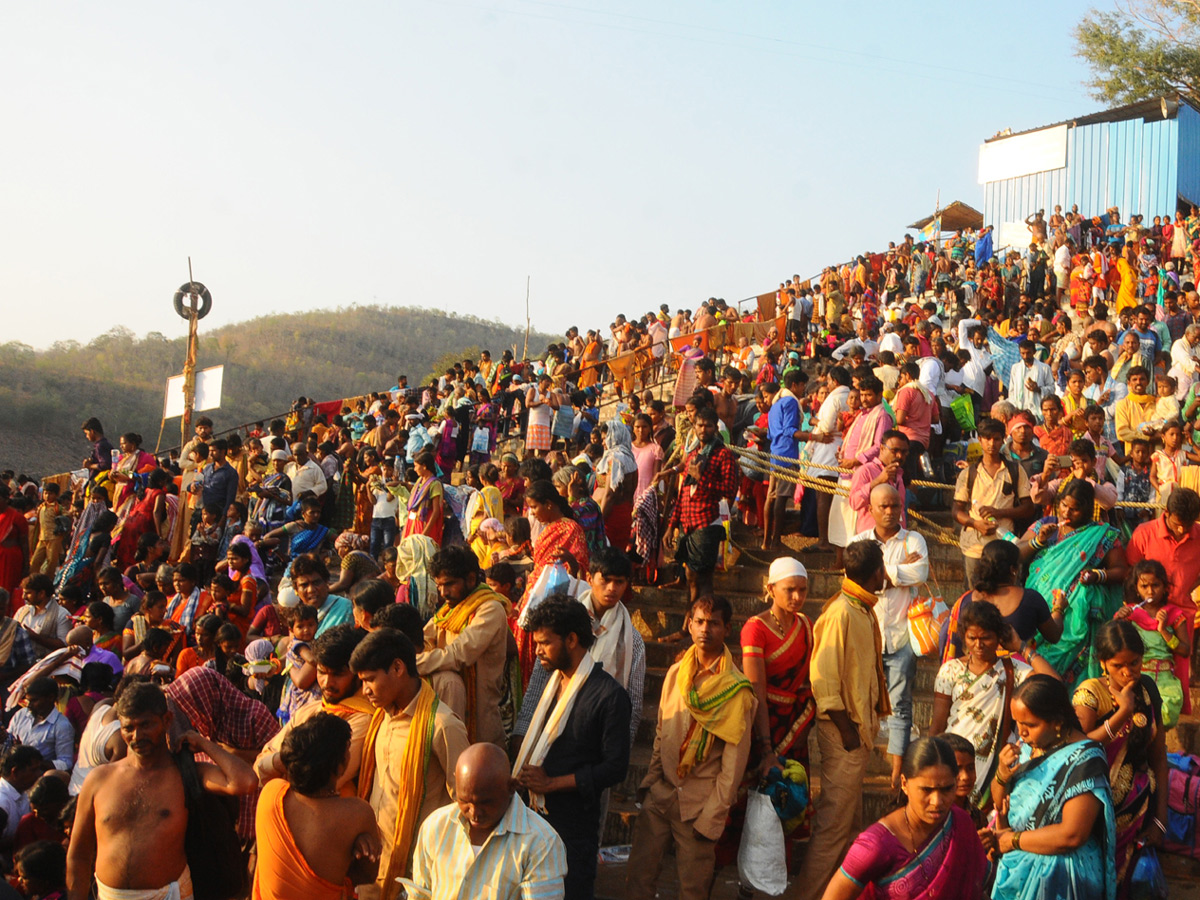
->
[4, 204, 1200, 899]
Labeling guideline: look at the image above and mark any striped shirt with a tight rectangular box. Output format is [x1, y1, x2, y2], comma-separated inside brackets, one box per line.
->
[405, 794, 567, 900]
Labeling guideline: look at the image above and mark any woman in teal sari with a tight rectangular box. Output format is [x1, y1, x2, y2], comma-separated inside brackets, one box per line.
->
[1018, 479, 1126, 689]
[992, 675, 1117, 900]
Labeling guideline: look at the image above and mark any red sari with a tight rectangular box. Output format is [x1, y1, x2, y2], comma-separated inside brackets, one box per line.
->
[113, 487, 166, 569]
[402, 476, 444, 545]
[512, 518, 590, 686]
[740, 614, 816, 760]
[0, 507, 28, 616]
[718, 612, 817, 869]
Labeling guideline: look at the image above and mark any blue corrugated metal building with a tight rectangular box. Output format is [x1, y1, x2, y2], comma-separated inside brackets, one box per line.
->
[980, 96, 1200, 246]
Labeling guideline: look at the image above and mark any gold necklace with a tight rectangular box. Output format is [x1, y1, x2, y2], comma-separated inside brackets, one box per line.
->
[767, 607, 791, 635]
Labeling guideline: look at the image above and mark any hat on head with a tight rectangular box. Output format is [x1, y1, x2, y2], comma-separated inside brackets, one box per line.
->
[270, 449, 289, 461]
[512, 374, 523, 383]
[767, 556, 808, 584]
[788, 351, 800, 360]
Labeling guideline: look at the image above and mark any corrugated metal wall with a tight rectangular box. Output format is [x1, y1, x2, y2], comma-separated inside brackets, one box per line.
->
[1177, 103, 1200, 207]
[983, 111, 1181, 228]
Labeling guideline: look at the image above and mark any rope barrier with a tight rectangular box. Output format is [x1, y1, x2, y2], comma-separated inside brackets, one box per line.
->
[730, 443, 1165, 510]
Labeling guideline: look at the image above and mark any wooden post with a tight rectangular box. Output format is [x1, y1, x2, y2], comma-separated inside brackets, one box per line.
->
[172, 258, 202, 561]
[522, 275, 531, 361]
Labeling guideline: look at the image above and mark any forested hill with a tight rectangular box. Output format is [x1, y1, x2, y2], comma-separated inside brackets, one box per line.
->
[0, 305, 557, 478]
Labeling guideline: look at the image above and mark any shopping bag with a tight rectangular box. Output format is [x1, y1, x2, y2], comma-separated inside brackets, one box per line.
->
[1129, 845, 1168, 900]
[908, 593, 948, 657]
[737, 790, 787, 896]
[950, 393, 975, 432]
[516, 562, 572, 628]
[471, 426, 491, 454]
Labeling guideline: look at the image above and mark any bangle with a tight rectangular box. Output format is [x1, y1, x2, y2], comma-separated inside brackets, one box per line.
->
[1052, 602, 1068, 615]
[1153, 817, 1166, 833]
[993, 774, 1009, 787]
[1093, 569, 1108, 584]
[1104, 720, 1115, 741]
[1011, 831, 1022, 851]
[1166, 634, 1181, 651]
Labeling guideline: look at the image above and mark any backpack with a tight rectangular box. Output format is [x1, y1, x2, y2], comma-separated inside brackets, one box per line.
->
[965, 458, 1024, 506]
[1164, 753, 1200, 860]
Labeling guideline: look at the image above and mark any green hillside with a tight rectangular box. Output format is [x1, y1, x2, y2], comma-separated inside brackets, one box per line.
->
[0, 305, 557, 478]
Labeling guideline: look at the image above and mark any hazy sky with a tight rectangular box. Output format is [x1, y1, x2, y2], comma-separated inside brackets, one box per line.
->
[2, 1, 1098, 349]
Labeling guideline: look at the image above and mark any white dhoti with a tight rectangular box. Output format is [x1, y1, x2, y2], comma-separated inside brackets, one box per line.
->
[96, 866, 193, 900]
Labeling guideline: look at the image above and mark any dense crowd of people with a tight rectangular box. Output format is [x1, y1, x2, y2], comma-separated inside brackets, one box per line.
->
[1, 202, 1200, 900]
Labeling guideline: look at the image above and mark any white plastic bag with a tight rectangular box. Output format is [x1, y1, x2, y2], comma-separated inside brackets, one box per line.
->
[737, 790, 787, 896]
[517, 561, 572, 628]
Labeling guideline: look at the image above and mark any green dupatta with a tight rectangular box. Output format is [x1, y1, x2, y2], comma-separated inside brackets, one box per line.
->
[1026, 520, 1121, 689]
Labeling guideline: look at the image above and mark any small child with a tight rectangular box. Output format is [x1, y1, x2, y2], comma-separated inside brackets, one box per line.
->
[123, 590, 183, 665]
[1150, 420, 1196, 505]
[1116, 559, 1191, 727]
[276, 605, 319, 725]
[207, 573, 236, 623]
[1032, 439, 1118, 515]
[837, 388, 861, 433]
[379, 546, 400, 592]
[186, 502, 224, 582]
[1062, 370, 1088, 437]
[14, 840, 67, 900]
[14, 777, 68, 851]
[493, 517, 533, 580]
[485, 560, 525, 603]
[1145, 374, 1182, 431]
[474, 518, 506, 570]
[1118, 438, 1155, 531]
[125, 627, 176, 680]
[1081, 404, 1121, 479]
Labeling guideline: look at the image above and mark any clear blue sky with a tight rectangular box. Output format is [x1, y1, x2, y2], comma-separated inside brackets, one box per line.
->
[1, 1, 1100, 349]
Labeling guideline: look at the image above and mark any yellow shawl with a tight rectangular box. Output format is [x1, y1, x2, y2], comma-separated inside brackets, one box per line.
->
[357, 680, 439, 899]
[430, 585, 511, 739]
[676, 645, 753, 778]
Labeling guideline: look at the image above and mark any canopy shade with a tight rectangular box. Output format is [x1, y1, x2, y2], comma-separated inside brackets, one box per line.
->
[909, 200, 984, 232]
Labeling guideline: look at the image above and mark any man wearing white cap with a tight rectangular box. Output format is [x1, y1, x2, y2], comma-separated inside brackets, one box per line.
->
[849, 484, 928, 790]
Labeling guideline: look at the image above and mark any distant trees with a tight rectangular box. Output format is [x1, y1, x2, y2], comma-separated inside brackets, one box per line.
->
[0, 305, 555, 476]
[1075, 1, 1200, 105]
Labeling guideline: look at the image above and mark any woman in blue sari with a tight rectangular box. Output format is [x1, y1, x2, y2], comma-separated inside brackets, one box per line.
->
[1018, 479, 1125, 689]
[992, 675, 1117, 900]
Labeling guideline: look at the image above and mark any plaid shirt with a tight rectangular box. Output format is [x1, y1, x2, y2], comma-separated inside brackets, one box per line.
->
[668, 442, 739, 533]
[165, 667, 279, 839]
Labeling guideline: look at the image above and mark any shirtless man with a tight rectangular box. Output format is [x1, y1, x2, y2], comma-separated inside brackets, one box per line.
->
[67, 682, 257, 900]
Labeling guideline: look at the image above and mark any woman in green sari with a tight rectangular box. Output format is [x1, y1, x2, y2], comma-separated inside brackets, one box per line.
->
[1018, 479, 1126, 689]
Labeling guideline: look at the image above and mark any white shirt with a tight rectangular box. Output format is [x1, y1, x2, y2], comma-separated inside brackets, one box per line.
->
[1054, 243, 1071, 271]
[809, 385, 849, 471]
[879, 332, 904, 356]
[372, 486, 399, 520]
[832, 338, 880, 361]
[917, 356, 945, 399]
[850, 527, 929, 654]
[286, 459, 328, 498]
[1008, 359, 1055, 418]
[1171, 337, 1200, 376]
[15, 601, 71, 652]
[0, 779, 29, 842]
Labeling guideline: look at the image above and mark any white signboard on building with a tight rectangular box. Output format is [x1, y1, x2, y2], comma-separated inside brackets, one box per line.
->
[978, 124, 1068, 184]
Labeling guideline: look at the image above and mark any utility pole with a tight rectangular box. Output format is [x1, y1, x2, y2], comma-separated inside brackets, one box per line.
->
[523, 275, 531, 361]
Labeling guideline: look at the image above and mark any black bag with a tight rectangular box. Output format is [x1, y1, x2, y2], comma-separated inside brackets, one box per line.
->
[177, 751, 249, 900]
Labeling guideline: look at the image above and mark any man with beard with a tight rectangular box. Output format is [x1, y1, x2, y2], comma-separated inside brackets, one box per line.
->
[67, 681, 256, 900]
[512, 595, 630, 900]
[255, 624, 375, 796]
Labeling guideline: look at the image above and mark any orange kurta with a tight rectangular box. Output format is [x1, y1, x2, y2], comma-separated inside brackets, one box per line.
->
[252, 779, 345, 900]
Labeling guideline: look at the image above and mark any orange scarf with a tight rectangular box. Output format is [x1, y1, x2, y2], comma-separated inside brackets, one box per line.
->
[357, 681, 438, 899]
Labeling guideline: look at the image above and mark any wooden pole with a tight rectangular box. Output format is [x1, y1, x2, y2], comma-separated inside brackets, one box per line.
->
[172, 257, 201, 561]
[522, 275, 531, 361]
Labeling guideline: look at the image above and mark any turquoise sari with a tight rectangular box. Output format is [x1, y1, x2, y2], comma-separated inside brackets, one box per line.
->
[993, 740, 1116, 900]
[1025, 519, 1121, 689]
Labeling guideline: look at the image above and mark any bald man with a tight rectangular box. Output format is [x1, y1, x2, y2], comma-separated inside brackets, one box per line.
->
[404, 744, 567, 900]
[849, 484, 928, 789]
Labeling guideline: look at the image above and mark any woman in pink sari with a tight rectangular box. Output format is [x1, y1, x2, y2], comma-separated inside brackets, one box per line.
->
[108, 432, 158, 512]
[821, 737, 988, 900]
